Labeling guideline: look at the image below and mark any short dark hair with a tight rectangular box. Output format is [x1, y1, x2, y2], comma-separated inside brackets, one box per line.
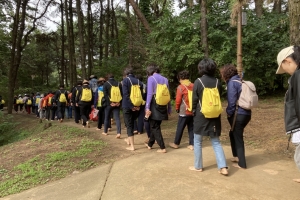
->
[135, 74, 143, 82]
[220, 64, 238, 82]
[178, 70, 189, 80]
[106, 73, 114, 79]
[146, 64, 160, 76]
[77, 81, 82, 86]
[198, 58, 217, 76]
[123, 67, 134, 76]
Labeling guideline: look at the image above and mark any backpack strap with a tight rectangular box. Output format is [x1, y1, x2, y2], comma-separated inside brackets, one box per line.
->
[107, 81, 113, 86]
[180, 84, 189, 109]
[151, 76, 158, 84]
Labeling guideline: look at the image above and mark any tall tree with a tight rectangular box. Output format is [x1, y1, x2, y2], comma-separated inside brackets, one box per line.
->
[273, 0, 281, 13]
[60, 0, 65, 86]
[7, 0, 52, 114]
[128, 0, 151, 33]
[200, 0, 209, 58]
[254, 0, 263, 17]
[289, 0, 300, 45]
[87, 0, 93, 76]
[76, 0, 87, 78]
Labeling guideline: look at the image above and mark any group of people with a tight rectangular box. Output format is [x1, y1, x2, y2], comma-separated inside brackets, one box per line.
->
[6, 45, 300, 181]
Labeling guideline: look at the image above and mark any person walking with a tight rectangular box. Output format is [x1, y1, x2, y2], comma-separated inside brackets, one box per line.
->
[53, 85, 68, 123]
[43, 91, 55, 121]
[276, 45, 300, 183]
[24, 94, 33, 114]
[95, 77, 106, 130]
[190, 58, 228, 175]
[122, 68, 143, 151]
[220, 64, 251, 169]
[76, 80, 94, 128]
[72, 81, 82, 124]
[103, 74, 122, 138]
[144, 64, 171, 153]
[169, 70, 194, 150]
[17, 94, 24, 113]
[35, 92, 41, 118]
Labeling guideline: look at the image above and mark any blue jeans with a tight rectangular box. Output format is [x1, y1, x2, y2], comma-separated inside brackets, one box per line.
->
[193, 134, 227, 170]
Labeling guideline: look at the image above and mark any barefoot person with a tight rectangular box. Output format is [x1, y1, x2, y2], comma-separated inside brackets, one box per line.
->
[145, 64, 171, 153]
[190, 58, 228, 175]
[76, 80, 94, 128]
[220, 64, 251, 169]
[169, 70, 194, 150]
[276, 45, 300, 183]
[122, 68, 143, 151]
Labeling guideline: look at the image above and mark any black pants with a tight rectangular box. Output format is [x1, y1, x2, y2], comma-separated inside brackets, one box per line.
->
[80, 103, 90, 126]
[148, 119, 165, 149]
[51, 107, 57, 120]
[46, 107, 51, 120]
[174, 115, 194, 145]
[74, 105, 81, 123]
[228, 114, 251, 168]
[133, 106, 145, 133]
[57, 104, 66, 120]
[97, 107, 105, 129]
[123, 108, 139, 137]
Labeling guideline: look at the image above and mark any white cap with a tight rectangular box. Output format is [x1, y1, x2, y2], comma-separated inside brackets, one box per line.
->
[276, 46, 294, 74]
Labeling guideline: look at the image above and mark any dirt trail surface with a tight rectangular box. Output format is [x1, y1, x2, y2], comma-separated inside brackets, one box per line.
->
[1, 99, 300, 200]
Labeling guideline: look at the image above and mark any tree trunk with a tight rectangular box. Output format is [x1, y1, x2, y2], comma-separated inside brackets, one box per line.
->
[254, 0, 263, 17]
[105, 0, 110, 58]
[112, 4, 120, 57]
[7, 0, 22, 114]
[289, 0, 300, 45]
[76, 0, 86, 78]
[200, 0, 209, 58]
[273, 0, 281, 13]
[111, 0, 115, 57]
[126, 0, 133, 66]
[87, 0, 93, 76]
[69, 0, 77, 84]
[99, 0, 104, 69]
[128, 0, 151, 33]
[60, 0, 65, 86]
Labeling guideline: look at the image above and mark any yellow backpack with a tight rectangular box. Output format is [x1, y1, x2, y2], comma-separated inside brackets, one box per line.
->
[181, 84, 193, 112]
[36, 97, 40, 105]
[48, 97, 52, 105]
[1, 100, 5, 104]
[59, 90, 67, 103]
[127, 77, 144, 107]
[152, 76, 170, 106]
[107, 81, 122, 103]
[27, 99, 32, 105]
[198, 78, 223, 118]
[17, 98, 23, 104]
[97, 90, 104, 107]
[81, 88, 92, 102]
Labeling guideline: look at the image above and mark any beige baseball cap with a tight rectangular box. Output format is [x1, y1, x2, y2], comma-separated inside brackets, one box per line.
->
[276, 46, 294, 74]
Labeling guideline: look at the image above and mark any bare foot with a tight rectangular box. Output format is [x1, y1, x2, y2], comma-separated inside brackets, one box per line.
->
[116, 134, 121, 139]
[126, 147, 135, 151]
[86, 122, 90, 128]
[219, 168, 229, 176]
[232, 163, 246, 169]
[144, 143, 152, 150]
[102, 132, 108, 136]
[133, 131, 138, 134]
[293, 179, 300, 183]
[231, 157, 239, 162]
[124, 138, 130, 145]
[169, 143, 179, 149]
[187, 145, 194, 150]
[96, 128, 102, 131]
[157, 149, 166, 153]
[108, 128, 111, 131]
[189, 166, 203, 172]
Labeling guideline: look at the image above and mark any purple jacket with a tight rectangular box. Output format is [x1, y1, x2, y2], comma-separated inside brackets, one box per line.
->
[146, 73, 171, 114]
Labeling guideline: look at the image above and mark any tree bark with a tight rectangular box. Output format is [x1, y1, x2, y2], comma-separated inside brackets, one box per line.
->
[87, 0, 93, 76]
[126, 0, 133, 66]
[76, 0, 86, 78]
[60, 0, 65, 86]
[254, 0, 263, 17]
[200, 0, 209, 58]
[273, 0, 281, 13]
[128, 0, 151, 33]
[105, 0, 110, 58]
[289, 0, 300, 45]
[99, 0, 104, 68]
[68, 0, 77, 84]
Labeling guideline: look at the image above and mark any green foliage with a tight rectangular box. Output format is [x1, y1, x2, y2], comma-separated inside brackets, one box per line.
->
[0, 113, 18, 145]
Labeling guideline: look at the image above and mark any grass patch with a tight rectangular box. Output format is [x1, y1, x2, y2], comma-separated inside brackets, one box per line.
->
[0, 122, 106, 197]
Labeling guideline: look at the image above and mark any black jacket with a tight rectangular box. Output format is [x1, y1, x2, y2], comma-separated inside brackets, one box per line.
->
[54, 89, 68, 105]
[103, 78, 122, 104]
[76, 85, 94, 105]
[192, 75, 222, 136]
[285, 69, 300, 133]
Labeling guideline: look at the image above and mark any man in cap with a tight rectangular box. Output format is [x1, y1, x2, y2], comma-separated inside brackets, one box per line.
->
[276, 45, 300, 183]
[53, 85, 69, 122]
[89, 75, 98, 98]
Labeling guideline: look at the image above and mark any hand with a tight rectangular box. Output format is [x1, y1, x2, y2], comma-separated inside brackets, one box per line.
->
[146, 109, 151, 117]
[176, 109, 179, 113]
[76, 103, 78, 107]
[91, 105, 94, 109]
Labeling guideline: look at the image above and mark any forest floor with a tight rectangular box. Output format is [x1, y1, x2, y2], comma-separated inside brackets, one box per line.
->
[0, 97, 298, 198]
